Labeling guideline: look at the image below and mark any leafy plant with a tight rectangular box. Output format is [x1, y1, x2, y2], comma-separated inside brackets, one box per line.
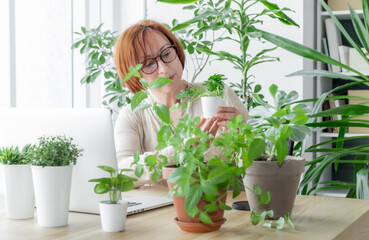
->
[246, 84, 311, 163]
[89, 166, 137, 204]
[31, 135, 83, 167]
[72, 24, 132, 111]
[0, 145, 33, 165]
[158, 0, 299, 108]
[176, 73, 226, 102]
[123, 65, 296, 229]
[258, 0, 369, 197]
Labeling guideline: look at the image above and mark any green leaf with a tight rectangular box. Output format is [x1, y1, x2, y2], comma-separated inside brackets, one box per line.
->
[201, 181, 219, 196]
[131, 91, 148, 111]
[94, 183, 109, 194]
[274, 217, 285, 230]
[258, 191, 271, 205]
[275, 139, 288, 164]
[253, 185, 262, 195]
[219, 202, 232, 210]
[153, 104, 171, 124]
[185, 184, 202, 218]
[144, 155, 157, 168]
[97, 165, 116, 174]
[199, 211, 213, 224]
[149, 77, 172, 89]
[248, 138, 266, 162]
[134, 165, 144, 178]
[250, 211, 260, 225]
[269, 84, 278, 98]
[118, 181, 134, 192]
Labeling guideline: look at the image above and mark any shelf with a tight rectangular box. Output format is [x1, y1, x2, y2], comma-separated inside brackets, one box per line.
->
[318, 132, 369, 138]
[321, 10, 363, 20]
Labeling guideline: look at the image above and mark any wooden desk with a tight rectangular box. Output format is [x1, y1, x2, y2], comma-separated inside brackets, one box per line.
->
[1, 187, 369, 240]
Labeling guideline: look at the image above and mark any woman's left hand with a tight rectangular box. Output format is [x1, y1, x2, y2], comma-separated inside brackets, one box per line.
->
[215, 106, 242, 128]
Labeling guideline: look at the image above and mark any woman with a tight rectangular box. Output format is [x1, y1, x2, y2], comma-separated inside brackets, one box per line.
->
[114, 20, 249, 186]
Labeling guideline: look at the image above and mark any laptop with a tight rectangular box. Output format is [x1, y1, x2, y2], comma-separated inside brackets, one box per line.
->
[0, 108, 172, 215]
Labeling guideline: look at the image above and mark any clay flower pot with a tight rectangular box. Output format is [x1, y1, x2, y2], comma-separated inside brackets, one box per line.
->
[163, 166, 227, 233]
[243, 156, 305, 219]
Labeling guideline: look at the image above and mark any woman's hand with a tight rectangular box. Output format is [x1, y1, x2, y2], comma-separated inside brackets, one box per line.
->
[198, 117, 219, 137]
[215, 106, 242, 128]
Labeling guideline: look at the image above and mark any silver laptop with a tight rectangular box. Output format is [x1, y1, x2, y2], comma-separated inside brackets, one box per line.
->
[0, 108, 172, 215]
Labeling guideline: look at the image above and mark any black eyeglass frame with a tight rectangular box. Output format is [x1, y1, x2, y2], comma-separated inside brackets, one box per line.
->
[140, 45, 178, 74]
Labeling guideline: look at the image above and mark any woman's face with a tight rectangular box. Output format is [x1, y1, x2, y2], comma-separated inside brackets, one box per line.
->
[139, 31, 183, 93]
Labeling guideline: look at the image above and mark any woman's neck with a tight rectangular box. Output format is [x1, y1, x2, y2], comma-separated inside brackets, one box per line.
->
[151, 80, 188, 109]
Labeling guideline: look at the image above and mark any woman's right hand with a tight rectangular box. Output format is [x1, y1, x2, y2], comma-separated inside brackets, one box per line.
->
[198, 117, 219, 137]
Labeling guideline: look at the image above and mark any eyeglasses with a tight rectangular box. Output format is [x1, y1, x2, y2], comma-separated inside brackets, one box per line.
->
[141, 46, 177, 74]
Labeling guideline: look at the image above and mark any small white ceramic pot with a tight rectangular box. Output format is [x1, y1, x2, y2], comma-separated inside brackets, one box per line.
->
[99, 200, 128, 232]
[31, 165, 73, 227]
[0, 164, 35, 219]
[201, 96, 223, 118]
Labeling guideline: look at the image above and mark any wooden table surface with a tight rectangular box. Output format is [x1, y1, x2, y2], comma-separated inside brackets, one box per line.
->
[1, 187, 369, 240]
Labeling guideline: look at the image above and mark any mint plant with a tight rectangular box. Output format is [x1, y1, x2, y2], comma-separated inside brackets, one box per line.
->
[31, 135, 83, 167]
[89, 166, 137, 204]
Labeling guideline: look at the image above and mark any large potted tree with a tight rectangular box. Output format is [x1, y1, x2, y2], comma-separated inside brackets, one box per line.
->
[89, 165, 137, 232]
[31, 135, 83, 227]
[0, 145, 35, 219]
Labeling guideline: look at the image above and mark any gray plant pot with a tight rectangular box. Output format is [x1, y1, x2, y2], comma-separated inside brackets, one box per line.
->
[243, 156, 305, 219]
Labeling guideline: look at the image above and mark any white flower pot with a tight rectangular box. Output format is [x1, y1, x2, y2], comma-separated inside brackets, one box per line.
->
[99, 200, 128, 232]
[31, 165, 73, 227]
[201, 96, 223, 118]
[0, 164, 35, 219]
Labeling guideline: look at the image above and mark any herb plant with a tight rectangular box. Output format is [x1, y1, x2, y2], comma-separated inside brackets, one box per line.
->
[176, 73, 226, 102]
[89, 166, 137, 204]
[31, 135, 83, 167]
[0, 145, 32, 165]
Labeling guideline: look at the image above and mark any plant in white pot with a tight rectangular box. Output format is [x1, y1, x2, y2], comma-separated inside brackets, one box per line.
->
[243, 84, 311, 227]
[177, 73, 226, 118]
[0, 145, 35, 219]
[30, 135, 83, 227]
[89, 166, 137, 232]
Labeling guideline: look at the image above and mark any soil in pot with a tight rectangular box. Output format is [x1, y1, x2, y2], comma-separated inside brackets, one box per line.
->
[162, 166, 227, 233]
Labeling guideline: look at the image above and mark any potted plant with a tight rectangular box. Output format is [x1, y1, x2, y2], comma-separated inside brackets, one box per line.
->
[124, 66, 287, 231]
[30, 135, 83, 227]
[0, 145, 35, 219]
[177, 73, 226, 118]
[88, 165, 137, 232]
[242, 84, 310, 222]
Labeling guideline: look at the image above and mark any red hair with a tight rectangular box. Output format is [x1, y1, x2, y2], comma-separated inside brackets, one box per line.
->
[114, 20, 185, 93]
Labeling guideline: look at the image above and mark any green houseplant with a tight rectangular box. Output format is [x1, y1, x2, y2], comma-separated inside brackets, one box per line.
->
[124, 65, 297, 231]
[243, 84, 310, 222]
[258, 0, 369, 198]
[0, 145, 35, 220]
[177, 73, 226, 118]
[89, 165, 137, 232]
[30, 135, 83, 227]
[158, 0, 299, 107]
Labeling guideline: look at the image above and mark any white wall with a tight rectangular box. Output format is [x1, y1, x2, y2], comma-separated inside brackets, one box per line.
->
[145, 0, 311, 103]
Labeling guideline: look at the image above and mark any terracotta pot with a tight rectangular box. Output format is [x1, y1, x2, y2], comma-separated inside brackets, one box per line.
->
[243, 156, 305, 219]
[162, 166, 227, 232]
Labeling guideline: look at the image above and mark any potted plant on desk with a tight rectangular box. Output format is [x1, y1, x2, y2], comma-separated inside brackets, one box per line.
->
[177, 73, 226, 118]
[243, 84, 310, 227]
[89, 166, 137, 232]
[30, 135, 83, 227]
[0, 145, 35, 219]
[126, 66, 262, 232]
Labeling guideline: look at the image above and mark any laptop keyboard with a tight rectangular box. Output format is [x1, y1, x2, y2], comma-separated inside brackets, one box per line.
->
[128, 201, 143, 207]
